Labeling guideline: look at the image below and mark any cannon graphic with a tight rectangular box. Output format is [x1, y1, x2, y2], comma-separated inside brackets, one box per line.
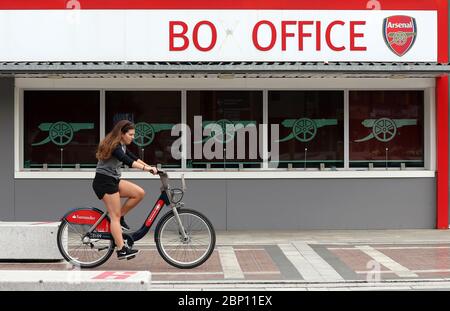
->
[354, 118, 417, 143]
[388, 31, 416, 46]
[195, 119, 256, 144]
[133, 122, 174, 147]
[277, 118, 337, 143]
[32, 121, 94, 147]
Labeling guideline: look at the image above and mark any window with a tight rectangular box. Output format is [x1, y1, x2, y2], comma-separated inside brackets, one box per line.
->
[268, 91, 344, 169]
[24, 90, 100, 169]
[105, 91, 181, 168]
[349, 90, 424, 168]
[187, 91, 263, 169]
[20, 86, 429, 174]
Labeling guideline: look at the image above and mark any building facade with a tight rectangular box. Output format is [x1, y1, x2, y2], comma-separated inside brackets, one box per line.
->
[0, 0, 449, 230]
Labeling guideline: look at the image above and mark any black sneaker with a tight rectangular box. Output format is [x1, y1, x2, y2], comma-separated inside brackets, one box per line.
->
[116, 245, 139, 260]
[120, 216, 131, 231]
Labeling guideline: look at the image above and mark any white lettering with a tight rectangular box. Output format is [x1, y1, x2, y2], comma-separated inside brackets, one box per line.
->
[76, 215, 95, 220]
[387, 22, 413, 29]
[178, 295, 212, 308]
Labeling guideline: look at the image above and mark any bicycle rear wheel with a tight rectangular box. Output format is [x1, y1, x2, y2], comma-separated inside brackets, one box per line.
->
[57, 208, 114, 268]
[155, 209, 216, 269]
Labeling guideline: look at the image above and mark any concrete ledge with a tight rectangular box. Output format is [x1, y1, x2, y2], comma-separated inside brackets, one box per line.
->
[0, 270, 151, 291]
[0, 222, 63, 260]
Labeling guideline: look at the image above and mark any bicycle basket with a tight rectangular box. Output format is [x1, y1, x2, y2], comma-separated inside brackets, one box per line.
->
[170, 188, 184, 203]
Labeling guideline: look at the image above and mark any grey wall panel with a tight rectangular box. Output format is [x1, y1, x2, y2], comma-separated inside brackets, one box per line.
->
[14, 179, 165, 229]
[226, 179, 302, 230]
[179, 179, 227, 230]
[226, 178, 435, 230]
[14, 179, 102, 222]
[0, 78, 14, 221]
[14, 178, 228, 230]
[14, 178, 434, 230]
[123, 179, 227, 230]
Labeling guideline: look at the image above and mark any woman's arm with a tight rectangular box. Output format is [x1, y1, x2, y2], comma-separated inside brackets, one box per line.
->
[130, 160, 158, 174]
[135, 159, 158, 174]
[113, 146, 158, 174]
[136, 159, 150, 167]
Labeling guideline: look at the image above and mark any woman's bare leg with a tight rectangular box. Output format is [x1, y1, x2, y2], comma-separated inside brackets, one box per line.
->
[102, 192, 124, 249]
[119, 180, 146, 216]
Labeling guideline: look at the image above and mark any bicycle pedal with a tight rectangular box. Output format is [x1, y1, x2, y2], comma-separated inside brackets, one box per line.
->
[126, 255, 136, 260]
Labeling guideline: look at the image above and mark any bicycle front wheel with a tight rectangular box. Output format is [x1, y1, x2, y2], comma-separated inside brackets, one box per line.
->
[155, 209, 216, 269]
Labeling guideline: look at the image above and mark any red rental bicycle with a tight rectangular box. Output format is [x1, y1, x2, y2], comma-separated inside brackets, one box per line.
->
[56, 170, 216, 269]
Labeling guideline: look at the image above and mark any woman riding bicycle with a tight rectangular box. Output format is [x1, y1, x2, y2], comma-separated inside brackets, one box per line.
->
[93, 120, 158, 260]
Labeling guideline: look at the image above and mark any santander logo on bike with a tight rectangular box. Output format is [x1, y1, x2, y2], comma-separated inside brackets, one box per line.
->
[383, 15, 417, 57]
[72, 215, 95, 221]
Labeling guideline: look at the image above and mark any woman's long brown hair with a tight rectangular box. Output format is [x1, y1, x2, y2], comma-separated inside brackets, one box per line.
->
[96, 120, 135, 161]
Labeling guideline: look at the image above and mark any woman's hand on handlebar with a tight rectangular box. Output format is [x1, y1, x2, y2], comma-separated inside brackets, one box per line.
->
[148, 166, 158, 175]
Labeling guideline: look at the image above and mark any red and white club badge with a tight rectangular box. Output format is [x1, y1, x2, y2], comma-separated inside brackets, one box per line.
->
[383, 15, 417, 57]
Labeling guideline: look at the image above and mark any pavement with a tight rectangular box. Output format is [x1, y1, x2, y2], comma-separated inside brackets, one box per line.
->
[3, 229, 450, 290]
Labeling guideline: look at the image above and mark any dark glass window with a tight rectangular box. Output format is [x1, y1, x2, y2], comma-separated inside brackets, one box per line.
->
[105, 91, 181, 168]
[349, 91, 424, 168]
[268, 91, 344, 169]
[187, 91, 263, 169]
[24, 91, 100, 169]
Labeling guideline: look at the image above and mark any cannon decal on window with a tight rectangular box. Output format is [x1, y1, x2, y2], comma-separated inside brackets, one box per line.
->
[32, 121, 94, 147]
[354, 118, 417, 143]
[277, 118, 338, 143]
[133, 122, 175, 147]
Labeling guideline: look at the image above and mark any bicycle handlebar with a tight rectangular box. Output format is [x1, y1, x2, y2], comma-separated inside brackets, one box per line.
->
[155, 168, 186, 193]
[156, 168, 170, 190]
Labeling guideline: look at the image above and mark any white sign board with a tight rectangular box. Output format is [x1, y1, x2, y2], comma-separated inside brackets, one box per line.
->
[0, 10, 437, 61]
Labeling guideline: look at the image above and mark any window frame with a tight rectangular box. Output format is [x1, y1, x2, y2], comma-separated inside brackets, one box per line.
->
[186, 89, 264, 169]
[344, 87, 434, 171]
[267, 89, 345, 169]
[15, 77, 435, 179]
[104, 89, 183, 169]
[18, 87, 103, 172]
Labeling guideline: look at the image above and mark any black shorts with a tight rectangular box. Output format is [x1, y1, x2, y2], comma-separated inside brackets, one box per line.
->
[92, 173, 120, 200]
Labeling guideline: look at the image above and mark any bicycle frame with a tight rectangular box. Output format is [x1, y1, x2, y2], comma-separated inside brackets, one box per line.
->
[76, 171, 188, 248]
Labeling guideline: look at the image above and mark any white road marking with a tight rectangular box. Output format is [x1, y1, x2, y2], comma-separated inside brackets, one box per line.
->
[293, 242, 344, 281]
[355, 245, 418, 277]
[328, 246, 450, 250]
[152, 271, 280, 275]
[278, 244, 324, 282]
[217, 246, 245, 279]
[356, 269, 450, 274]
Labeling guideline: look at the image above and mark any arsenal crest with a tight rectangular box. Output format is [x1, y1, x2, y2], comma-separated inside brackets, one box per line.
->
[383, 15, 417, 57]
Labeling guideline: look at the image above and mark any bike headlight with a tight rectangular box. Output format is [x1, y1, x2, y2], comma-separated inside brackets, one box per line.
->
[170, 188, 184, 203]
